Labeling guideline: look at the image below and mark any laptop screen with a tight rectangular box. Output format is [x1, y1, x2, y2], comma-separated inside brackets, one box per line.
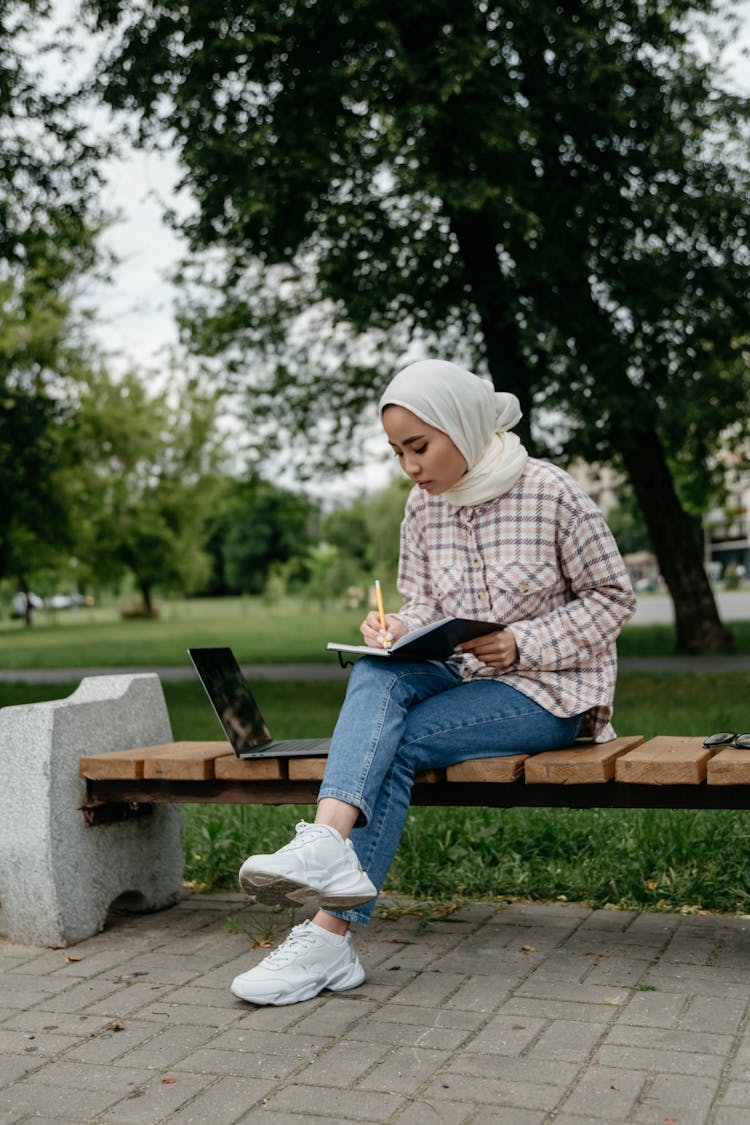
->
[188, 647, 272, 754]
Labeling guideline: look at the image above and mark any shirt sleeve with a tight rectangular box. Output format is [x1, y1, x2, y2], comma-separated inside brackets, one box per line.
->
[393, 494, 446, 633]
[510, 505, 637, 671]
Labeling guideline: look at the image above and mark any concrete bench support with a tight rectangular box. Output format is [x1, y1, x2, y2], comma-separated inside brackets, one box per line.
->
[0, 674, 183, 947]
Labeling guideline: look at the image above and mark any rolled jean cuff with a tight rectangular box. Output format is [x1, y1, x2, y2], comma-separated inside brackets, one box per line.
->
[316, 784, 372, 827]
[325, 903, 376, 928]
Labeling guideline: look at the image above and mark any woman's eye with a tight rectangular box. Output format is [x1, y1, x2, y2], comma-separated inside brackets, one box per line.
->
[414, 444, 428, 455]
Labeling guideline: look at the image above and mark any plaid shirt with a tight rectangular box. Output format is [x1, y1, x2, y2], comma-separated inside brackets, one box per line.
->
[395, 459, 636, 741]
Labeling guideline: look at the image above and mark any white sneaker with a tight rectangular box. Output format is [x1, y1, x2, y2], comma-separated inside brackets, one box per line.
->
[230, 920, 366, 1005]
[238, 821, 377, 909]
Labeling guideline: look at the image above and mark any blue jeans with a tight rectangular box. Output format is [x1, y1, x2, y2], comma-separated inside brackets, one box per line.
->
[317, 657, 583, 926]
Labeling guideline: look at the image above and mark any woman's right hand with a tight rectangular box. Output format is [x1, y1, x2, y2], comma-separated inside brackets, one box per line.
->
[360, 611, 408, 650]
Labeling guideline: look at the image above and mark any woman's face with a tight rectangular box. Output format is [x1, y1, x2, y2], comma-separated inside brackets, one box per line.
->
[382, 406, 468, 495]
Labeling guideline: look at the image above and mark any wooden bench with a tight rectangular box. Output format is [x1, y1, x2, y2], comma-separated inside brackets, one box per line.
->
[79, 735, 750, 824]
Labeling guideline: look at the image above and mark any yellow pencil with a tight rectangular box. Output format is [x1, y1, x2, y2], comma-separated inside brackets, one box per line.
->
[374, 579, 387, 632]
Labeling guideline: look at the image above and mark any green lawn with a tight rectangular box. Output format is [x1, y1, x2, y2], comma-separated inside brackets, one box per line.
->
[4, 671, 750, 915]
[2, 594, 750, 668]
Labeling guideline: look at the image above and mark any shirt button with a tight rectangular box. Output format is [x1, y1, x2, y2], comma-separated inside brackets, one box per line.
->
[478, 592, 486, 601]
[519, 583, 529, 593]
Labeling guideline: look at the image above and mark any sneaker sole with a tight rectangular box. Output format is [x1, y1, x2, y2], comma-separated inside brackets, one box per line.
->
[239, 871, 375, 909]
[231, 960, 366, 1006]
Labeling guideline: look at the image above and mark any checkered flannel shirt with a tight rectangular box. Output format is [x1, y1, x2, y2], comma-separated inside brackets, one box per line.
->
[394, 459, 637, 742]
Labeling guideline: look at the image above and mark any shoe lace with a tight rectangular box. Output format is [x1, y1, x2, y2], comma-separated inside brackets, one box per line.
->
[263, 924, 318, 967]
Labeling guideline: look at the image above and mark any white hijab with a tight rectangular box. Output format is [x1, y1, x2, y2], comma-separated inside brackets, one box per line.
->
[379, 359, 529, 508]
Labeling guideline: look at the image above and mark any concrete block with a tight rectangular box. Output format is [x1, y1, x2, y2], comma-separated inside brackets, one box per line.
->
[0, 675, 183, 947]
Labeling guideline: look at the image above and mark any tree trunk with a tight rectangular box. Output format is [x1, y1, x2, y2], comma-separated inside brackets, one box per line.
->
[448, 209, 537, 454]
[139, 580, 154, 619]
[619, 430, 732, 654]
[19, 577, 35, 627]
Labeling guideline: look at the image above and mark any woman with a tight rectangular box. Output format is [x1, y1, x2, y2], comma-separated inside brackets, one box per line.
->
[231, 359, 636, 1006]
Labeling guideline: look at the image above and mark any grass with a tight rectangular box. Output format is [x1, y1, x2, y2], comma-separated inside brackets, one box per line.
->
[5, 671, 750, 915]
[2, 593, 750, 668]
[0, 598, 365, 669]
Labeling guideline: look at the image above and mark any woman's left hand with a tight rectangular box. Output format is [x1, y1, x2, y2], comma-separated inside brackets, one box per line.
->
[459, 627, 518, 671]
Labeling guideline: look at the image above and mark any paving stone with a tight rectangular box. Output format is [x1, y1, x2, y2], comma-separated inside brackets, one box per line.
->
[498, 996, 618, 1024]
[366, 1002, 484, 1032]
[718, 1079, 750, 1107]
[603, 1022, 735, 1056]
[594, 1043, 724, 1077]
[420, 1070, 566, 1111]
[170, 1075, 277, 1122]
[551, 1117, 630, 1125]
[22, 1057, 153, 1094]
[577, 910, 638, 932]
[679, 994, 748, 1034]
[0, 1052, 45, 1085]
[617, 990, 686, 1028]
[95, 1072, 215, 1123]
[712, 1110, 750, 1125]
[631, 1071, 719, 1123]
[444, 975, 513, 1012]
[114, 1023, 220, 1068]
[457, 1013, 545, 1055]
[0, 1080, 124, 1120]
[528, 1017, 605, 1062]
[558, 1062, 646, 1118]
[444, 1054, 578, 1087]
[292, 1039, 391, 1087]
[517, 976, 629, 1007]
[640, 965, 750, 997]
[388, 1100, 476, 1124]
[348, 1016, 474, 1051]
[356, 1045, 451, 1093]
[262, 1082, 406, 1120]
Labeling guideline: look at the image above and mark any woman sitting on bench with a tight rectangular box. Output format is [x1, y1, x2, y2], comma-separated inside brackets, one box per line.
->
[231, 358, 636, 1006]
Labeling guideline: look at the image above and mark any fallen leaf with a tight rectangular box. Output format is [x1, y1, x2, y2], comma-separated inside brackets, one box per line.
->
[521, 944, 537, 953]
[162, 1078, 176, 1085]
[65, 955, 82, 963]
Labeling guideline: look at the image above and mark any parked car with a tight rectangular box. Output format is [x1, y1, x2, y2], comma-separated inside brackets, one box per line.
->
[11, 592, 44, 618]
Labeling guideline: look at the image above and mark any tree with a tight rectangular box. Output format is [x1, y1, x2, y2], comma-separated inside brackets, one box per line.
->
[73, 369, 224, 615]
[88, 0, 750, 651]
[0, 0, 107, 619]
[203, 476, 316, 596]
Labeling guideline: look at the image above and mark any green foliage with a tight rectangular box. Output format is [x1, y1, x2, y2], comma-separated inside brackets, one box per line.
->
[204, 476, 317, 596]
[72, 370, 224, 611]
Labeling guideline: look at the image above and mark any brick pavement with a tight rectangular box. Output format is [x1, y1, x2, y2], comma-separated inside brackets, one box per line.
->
[2, 894, 750, 1124]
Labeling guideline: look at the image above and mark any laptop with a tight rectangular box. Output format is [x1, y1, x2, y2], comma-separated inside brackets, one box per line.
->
[188, 647, 331, 759]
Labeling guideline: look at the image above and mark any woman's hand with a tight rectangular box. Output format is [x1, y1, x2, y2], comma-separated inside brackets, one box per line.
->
[360, 611, 408, 650]
[459, 627, 518, 671]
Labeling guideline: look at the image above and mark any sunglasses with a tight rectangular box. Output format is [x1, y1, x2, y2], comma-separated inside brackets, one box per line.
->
[703, 732, 750, 749]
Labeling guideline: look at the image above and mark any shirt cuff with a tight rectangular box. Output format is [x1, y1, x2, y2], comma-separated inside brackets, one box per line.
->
[508, 620, 542, 669]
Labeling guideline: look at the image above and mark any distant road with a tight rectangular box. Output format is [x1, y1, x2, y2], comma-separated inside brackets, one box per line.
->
[631, 590, 750, 625]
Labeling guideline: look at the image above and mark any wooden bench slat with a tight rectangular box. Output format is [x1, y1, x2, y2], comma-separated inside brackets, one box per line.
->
[141, 742, 234, 781]
[288, 757, 328, 782]
[525, 736, 644, 785]
[215, 756, 289, 781]
[80, 741, 235, 782]
[707, 747, 750, 786]
[615, 736, 713, 785]
[447, 756, 527, 783]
